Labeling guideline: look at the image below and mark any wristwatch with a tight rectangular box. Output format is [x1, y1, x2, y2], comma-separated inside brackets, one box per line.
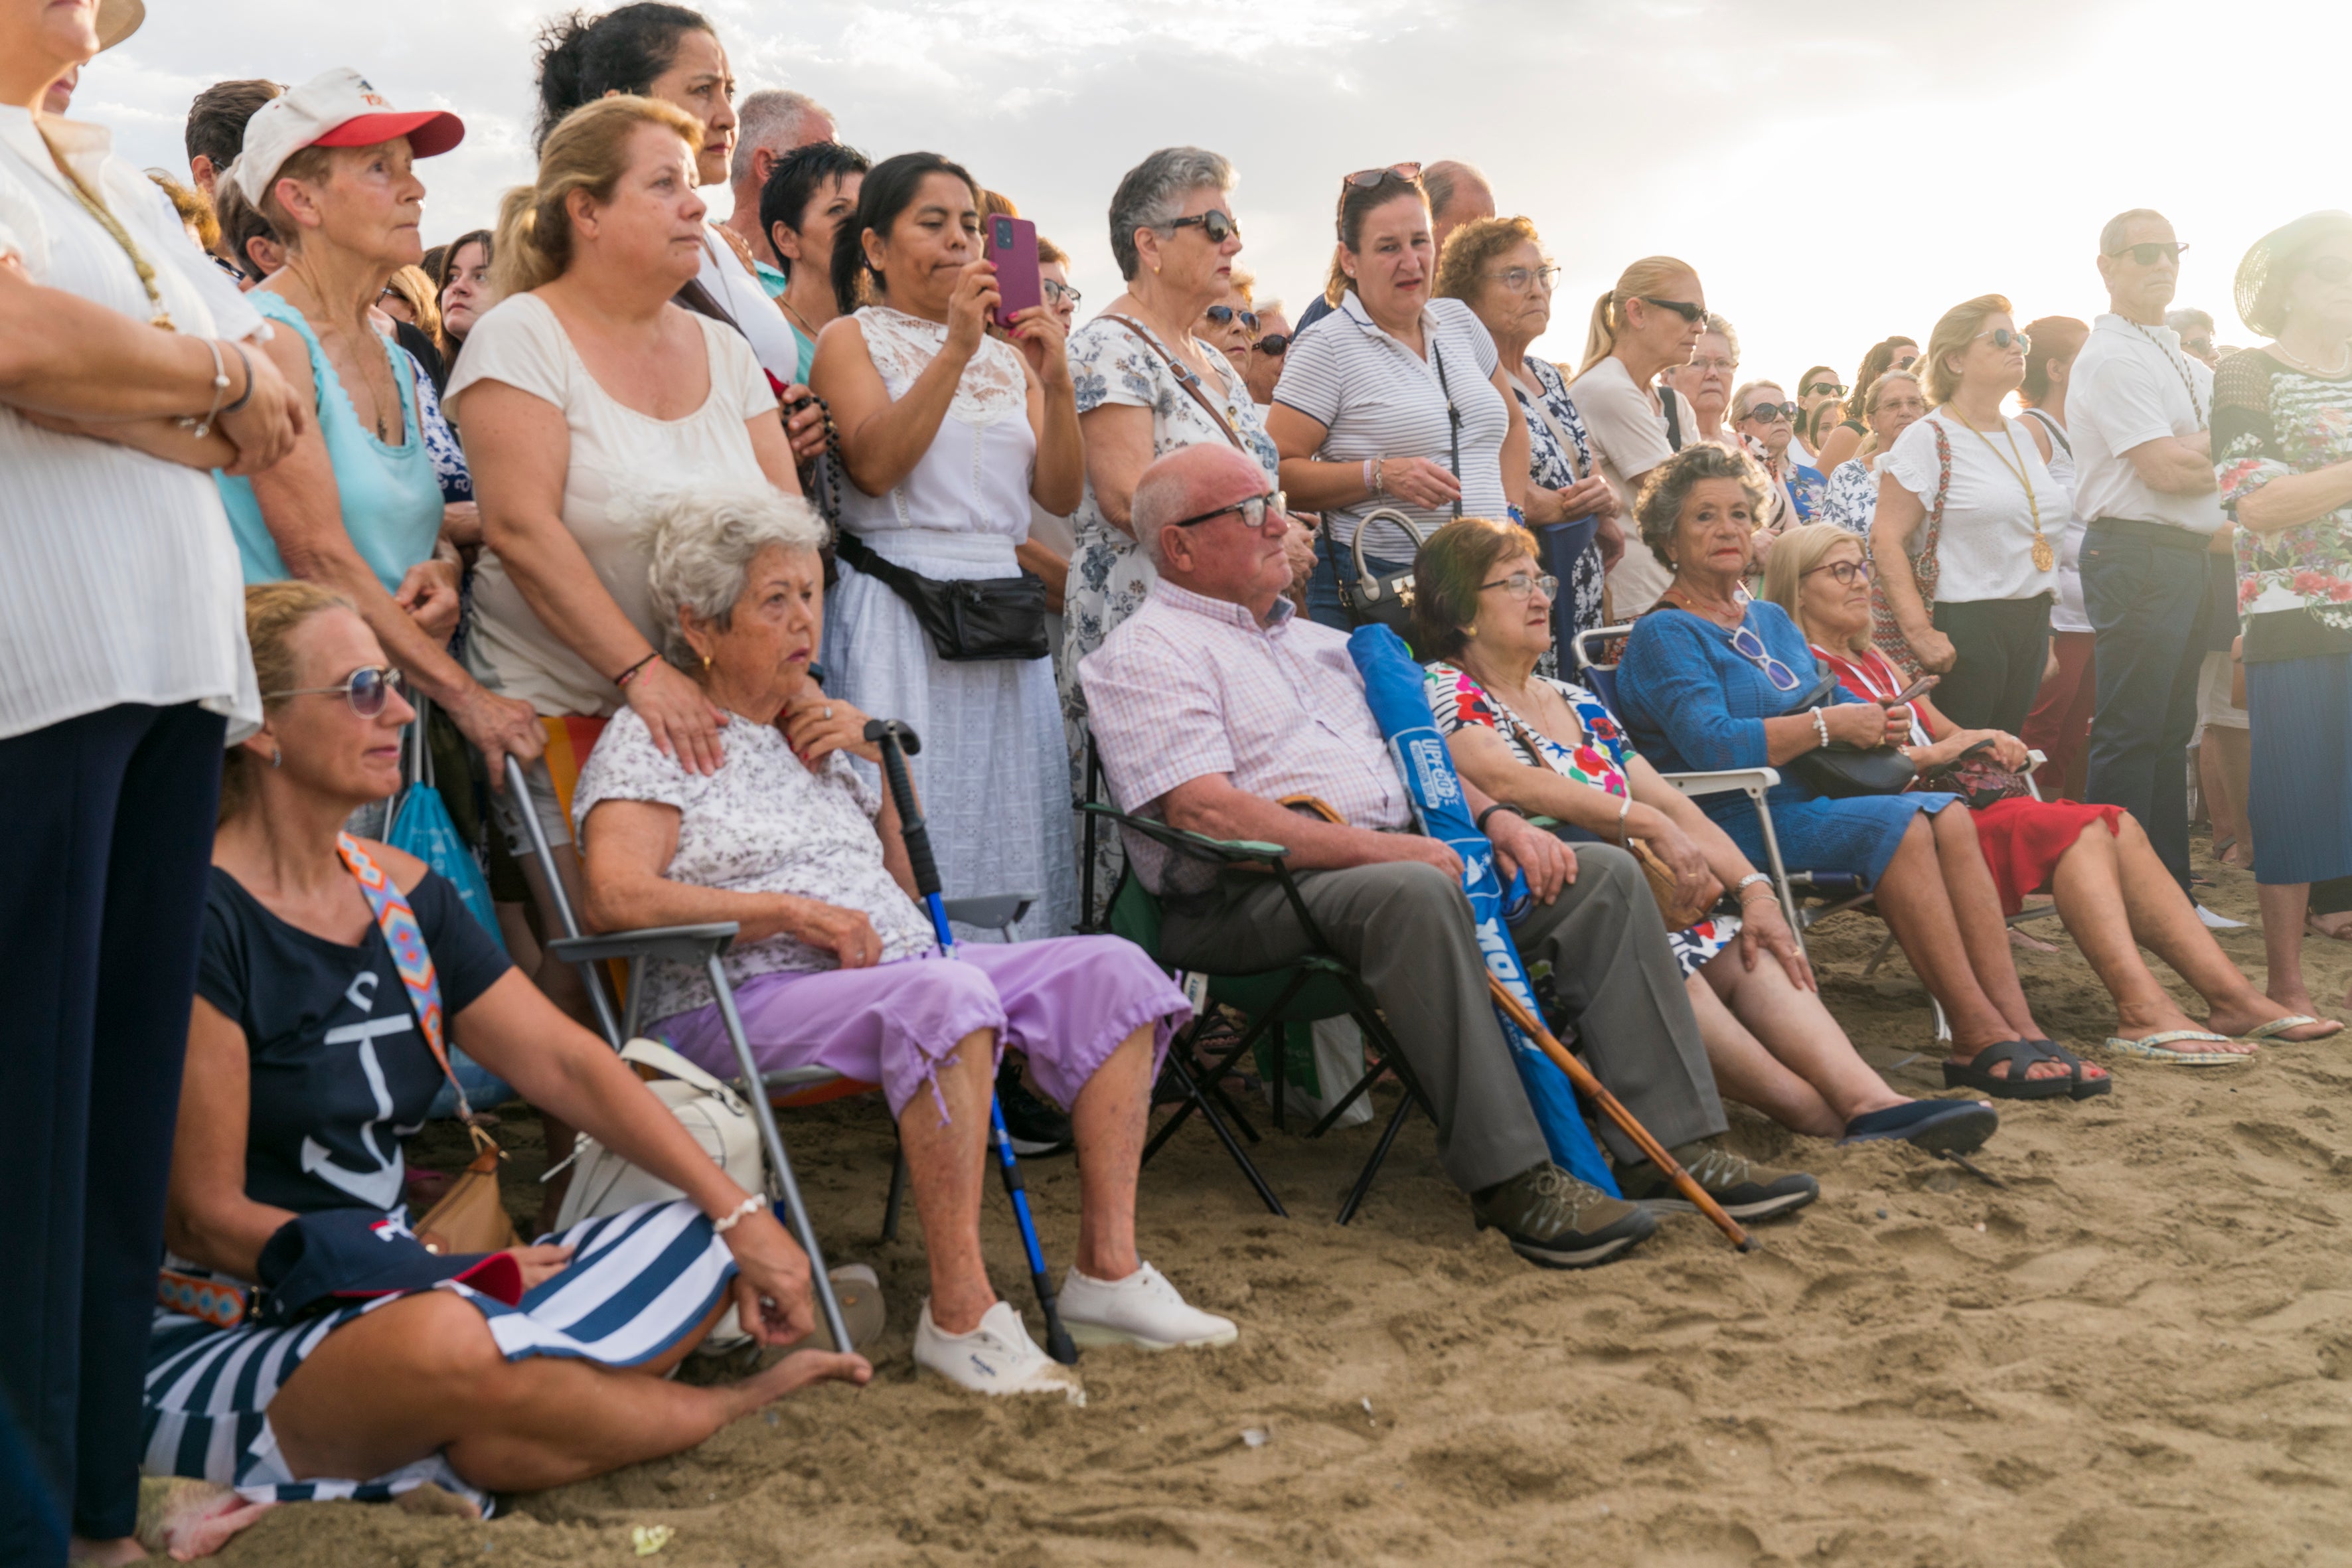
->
[1734, 872, 1774, 900]
[1476, 803, 1529, 834]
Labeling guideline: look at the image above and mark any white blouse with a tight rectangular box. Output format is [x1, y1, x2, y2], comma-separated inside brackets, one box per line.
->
[1881, 411, 2063, 605]
[0, 107, 266, 742]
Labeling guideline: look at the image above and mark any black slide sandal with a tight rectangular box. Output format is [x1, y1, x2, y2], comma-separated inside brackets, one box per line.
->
[1942, 1040, 2075, 1101]
[2027, 1039, 2112, 1099]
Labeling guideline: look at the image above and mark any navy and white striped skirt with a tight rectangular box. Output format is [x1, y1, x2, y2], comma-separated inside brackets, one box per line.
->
[142, 1199, 737, 1510]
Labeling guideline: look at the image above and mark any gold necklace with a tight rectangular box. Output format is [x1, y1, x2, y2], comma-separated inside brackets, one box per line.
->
[1944, 406, 2052, 572]
[37, 126, 173, 329]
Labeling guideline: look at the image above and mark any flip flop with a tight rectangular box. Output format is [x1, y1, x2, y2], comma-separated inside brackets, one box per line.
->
[2236, 1013, 2341, 1042]
[1942, 1040, 2075, 1101]
[1840, 1099, 1999, 1153]
[2100, 1030, 2250, 1065]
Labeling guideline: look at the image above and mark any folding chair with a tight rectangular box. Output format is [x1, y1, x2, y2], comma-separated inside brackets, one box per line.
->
[1569, 626, 2059, 1041]
[1078, 801, 1439, 1225]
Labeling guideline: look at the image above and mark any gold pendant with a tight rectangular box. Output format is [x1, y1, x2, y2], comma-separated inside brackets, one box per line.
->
[2032, 536, 2055, 573]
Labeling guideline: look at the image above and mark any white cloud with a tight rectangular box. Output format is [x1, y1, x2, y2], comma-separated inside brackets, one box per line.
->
[70, 0, 2345, 388]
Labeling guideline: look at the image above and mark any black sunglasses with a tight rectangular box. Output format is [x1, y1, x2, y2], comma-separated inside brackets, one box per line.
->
[1743, 402, 1798, 423]
[1804, 380, 1847, 396]
[1640, 296, 1706, 323]
[1974, 327, 2033, 352]
[2108, 240, 2189, 266]
[1171, 492, 1283, 530]
[1205, 304, 1259, 333]
[1343, 161, 1422, 190]
[1166, 209, 1240, 245]
[1253, 333, 1289, 356]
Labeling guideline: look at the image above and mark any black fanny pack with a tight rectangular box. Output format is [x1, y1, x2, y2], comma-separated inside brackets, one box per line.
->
[834, 530, 1049, 663]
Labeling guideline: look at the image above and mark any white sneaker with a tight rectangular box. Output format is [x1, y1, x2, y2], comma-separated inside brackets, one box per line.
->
[1058, 1261, 1237, 1352]
[2197, 903, 2248, 930]
[913, 1298, 1085, 1403]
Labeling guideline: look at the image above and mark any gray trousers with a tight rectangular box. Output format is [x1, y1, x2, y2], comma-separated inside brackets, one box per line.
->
[1156, 844, 1725, 1193]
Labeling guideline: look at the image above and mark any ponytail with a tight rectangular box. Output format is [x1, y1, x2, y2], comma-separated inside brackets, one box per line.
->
[1576, 255, 1699, 376]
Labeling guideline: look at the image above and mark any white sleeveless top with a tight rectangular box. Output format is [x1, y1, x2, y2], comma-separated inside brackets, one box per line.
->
[836, 307, 1036, 554]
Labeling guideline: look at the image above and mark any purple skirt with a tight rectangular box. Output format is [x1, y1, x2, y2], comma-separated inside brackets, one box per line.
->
[653, 936, 1190, 1121]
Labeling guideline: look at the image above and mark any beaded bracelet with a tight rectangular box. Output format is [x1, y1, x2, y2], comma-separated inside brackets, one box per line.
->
[1812, 709, 1831, 749]
[711, 1192, 766, 1235]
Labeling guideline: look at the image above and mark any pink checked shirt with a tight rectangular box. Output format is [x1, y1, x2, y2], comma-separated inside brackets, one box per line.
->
[1078, 580, 1410, 894]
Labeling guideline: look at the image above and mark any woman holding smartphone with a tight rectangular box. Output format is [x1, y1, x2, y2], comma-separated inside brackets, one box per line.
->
[810, 152, 1083, 939]
[1767, 522, 2331, 1061]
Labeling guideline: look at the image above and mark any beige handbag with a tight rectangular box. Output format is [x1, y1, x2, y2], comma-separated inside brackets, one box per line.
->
[552, 1038, 766, 1231]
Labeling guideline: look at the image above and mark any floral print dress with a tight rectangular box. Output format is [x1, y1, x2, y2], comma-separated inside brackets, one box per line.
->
[1424, 661, 1737, 978]
[1513, 357, 1607, 674]
[2213, 348, 2352, 655]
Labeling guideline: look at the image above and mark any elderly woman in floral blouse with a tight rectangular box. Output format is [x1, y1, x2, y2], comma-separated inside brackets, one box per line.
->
[1061, 148, 1284, 842]
[575, 484, 1227, 1403]
[1437, 215, 1619, 663]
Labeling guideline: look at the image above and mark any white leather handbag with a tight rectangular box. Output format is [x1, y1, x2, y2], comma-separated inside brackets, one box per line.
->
[552, 1037, 767, 1231]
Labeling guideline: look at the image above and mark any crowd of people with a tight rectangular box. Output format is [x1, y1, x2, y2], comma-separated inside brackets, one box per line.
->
[8, 0, 2352, 1560]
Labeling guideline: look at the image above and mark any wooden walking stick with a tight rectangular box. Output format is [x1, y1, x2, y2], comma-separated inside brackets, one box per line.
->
[1485, 978, 1754, 1253]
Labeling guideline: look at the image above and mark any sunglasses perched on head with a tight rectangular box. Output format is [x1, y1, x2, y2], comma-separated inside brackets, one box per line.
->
[1205, 304, 1259, 333]
[1171, 491, 1284, 530]
[1890, 352, 1919, 370]
[1974, 327, 2033, 352]
[1640, 296, 1706, 323]
[2306, 254, 2352, 285]
[1743, 401, 1798, 424]
[267, 665, 408, 718]
[1805, 380, 1847, 396]
[1166, 209, 1241, 245]
[1253, 333, 1290, 356]
[2108, 240, 2189, 266]
[1041, 277, 1082, 307]
[1342, 161, 1423, 191]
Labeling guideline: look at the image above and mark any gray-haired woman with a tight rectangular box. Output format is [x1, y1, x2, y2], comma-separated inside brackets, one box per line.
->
[573, 484, 1226, 1399]
[1061, 149, 1283, 765]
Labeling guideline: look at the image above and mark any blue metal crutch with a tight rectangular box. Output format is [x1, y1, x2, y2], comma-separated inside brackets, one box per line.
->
[863, 718, 1079, 1366]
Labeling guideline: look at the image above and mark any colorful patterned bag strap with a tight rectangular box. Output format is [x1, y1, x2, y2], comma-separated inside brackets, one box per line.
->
[337, 832, 475, 1127]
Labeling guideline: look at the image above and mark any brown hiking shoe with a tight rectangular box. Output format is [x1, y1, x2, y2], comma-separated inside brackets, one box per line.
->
[1472, 1162, 1656, 1269]
[1617, 1142, 1819, 1221]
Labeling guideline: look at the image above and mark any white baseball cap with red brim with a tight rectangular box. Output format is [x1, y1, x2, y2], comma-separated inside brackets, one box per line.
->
[229, 67, 465, 207]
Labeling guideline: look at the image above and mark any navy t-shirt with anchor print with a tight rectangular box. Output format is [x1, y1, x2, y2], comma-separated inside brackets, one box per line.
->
[195, 864, 512, 1214]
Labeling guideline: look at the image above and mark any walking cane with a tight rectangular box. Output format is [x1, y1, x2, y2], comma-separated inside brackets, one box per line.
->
[864, 718, 1081, 1366]
[1484, 979, 1754, 1253]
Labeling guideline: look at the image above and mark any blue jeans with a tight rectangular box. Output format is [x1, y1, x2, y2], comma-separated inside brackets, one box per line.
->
[1306, 532, 1415, 631]
[2080, 521, 2215, 892]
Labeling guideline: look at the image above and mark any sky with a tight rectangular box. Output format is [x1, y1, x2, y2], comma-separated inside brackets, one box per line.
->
[72, 0, 2346, 392]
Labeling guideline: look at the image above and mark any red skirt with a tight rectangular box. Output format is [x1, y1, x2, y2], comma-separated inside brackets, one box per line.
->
[1968, 797, 2125, 915]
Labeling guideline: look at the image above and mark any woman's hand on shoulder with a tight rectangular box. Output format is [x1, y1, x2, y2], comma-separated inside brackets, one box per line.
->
[626, 659, 730, 777]
[781, 688, 880, 767]
[943, 258, 1001, 363]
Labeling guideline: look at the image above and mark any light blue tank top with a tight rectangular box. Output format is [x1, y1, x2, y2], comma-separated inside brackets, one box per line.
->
[218, 291, 443, 591]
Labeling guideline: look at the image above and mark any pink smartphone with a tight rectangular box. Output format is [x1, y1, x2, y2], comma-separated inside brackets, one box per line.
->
[984, 214, 1042, 329]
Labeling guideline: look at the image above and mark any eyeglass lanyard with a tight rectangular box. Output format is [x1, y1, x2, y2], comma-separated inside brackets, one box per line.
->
[1942, 409, 2053, 573]
[31, 125, 173, 330]
[2126, 319, 2205, 428]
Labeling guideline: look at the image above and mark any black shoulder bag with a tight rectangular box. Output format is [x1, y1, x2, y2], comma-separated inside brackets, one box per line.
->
[1334, 339, 1462, 633]
[1782, 672, 1918, 797]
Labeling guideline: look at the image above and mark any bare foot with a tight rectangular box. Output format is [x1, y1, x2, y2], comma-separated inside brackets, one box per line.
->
[2308, 912, 2352, 941]
[749, 1348, 872, 1404]
[133, 1478, 275, 1562]
[392, 1482, 482, 1521]
[2009, 926, 2061, 955]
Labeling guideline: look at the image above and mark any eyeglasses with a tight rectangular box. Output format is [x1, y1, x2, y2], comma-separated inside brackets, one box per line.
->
[1801, 559, 1873, 587]
[1343, 162, 1422, 190]
[2107, 240, 2189, 266]
[1165, 210, 1241, 245]
[1480, 570, 1557, 600]
[1728, 625, 1801, 692]
[1205, 304, 1259, 333]
[1805, 380, 1847, 396]
[1485, 265, 1561, 293]
[1252, 333, 1290, 356]
[1686, 354, 1736, 373]
[1639, 296, 1706, 323]
[1742, 402, 1797, 424]
[2306, 254, 2352, 285]
[2181, 336, 2216, 358]
[1890, 352, 1919, 370]
[1170, 491, 1283, 530]
[1974, 327, 2032, 352]
[266, 665, 408, 717]
[1041, 277, 1082, 307]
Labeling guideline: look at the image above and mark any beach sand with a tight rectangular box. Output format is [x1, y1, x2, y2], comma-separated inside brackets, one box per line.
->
[210, 846, 2352, 1567]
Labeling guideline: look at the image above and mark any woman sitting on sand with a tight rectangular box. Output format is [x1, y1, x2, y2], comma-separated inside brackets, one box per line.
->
[1763, 522, 2338, 1060]
[151, 582, 870, 1526]
[572, 483, 1231, 1401]
[1415, 517, 1996, 1152]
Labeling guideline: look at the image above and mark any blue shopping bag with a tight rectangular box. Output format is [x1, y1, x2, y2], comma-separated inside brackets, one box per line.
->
[386, 782, 505, 954]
